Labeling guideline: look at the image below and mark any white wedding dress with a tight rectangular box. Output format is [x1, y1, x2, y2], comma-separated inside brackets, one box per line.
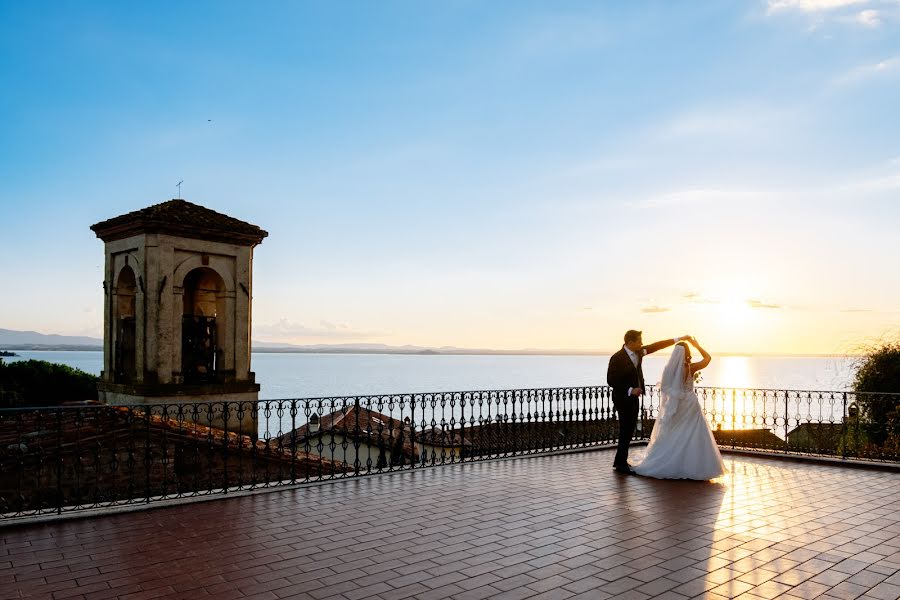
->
[634, 345, 725, 480]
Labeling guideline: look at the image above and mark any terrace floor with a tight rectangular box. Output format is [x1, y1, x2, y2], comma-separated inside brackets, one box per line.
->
[3, 449, 900, 600]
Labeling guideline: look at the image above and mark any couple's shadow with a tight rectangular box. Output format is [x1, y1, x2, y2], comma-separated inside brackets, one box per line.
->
[612, 464, 728, 525]
[610, 461, 730, 573]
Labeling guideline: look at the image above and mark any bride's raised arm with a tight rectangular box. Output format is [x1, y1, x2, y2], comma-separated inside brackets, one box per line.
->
[689, 337, 712, 374]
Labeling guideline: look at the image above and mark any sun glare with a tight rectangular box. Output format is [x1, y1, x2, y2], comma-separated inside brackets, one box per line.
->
[714, 356, 754, 389]
[713, 285, 755, 330]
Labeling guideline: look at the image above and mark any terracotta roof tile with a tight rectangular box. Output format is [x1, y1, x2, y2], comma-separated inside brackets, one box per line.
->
[91, 199, 268, 245]
[280, 406, 419, 457]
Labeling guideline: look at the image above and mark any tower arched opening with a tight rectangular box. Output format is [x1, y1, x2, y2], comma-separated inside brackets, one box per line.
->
[113, 265, 137, 383]
[181, 267, 226, 383]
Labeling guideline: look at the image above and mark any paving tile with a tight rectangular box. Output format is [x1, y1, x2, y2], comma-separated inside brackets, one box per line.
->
[525, 574, 571, 594]
[827, 579, 872, 598]
[747, 580, 795, 599]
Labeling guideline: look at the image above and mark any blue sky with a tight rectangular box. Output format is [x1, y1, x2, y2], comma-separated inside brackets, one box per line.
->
[1, 1, 899, 354]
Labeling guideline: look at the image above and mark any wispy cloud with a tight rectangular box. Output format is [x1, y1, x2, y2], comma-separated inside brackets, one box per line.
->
[652, 104, 800, 148]
[833, 55, 900, 85]
[767, 0, 868, 15]
[254, 318, 382, 341]
[748, 299, 784, 309]
[631, 188, 768, 209]
[641, 305, 671, 314]
[836, 170, 900, 194]
[840, 308, 872, 312]
[683, 293, 720, 305]
[765, 0, 900, 30]
[658, 108, 781, 141]
[856, 8, 883, 25]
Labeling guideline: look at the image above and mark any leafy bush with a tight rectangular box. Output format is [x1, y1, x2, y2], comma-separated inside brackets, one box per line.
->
[844, 338, 900, 454]
[0, 360, 98, 407]
[854, 338, 900, 394]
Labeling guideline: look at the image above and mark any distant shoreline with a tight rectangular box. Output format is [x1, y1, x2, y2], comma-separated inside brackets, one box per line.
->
[0, 345, 860, 359]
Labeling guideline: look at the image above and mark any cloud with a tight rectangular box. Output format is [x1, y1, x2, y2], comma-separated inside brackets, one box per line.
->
[254, 318, 382, 341]
[767, 0, 868, 14]
[747, 299, 783, 309]
[837, 172, 900, 193]
[856, 8, 883, 25]
[833, 56, 900, 85]
[840, 308, 872, 312]
[652, 105, 794, 145]
[633, 189, 721, 209]
[641, 305, 671, 314]
[683, 293, 720, 304]
[766, 0, 900, 30]
[632, 187, 769, 210]
[659, 112, 764, 140]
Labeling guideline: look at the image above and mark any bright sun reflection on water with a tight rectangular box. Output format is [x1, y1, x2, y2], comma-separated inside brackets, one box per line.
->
[710, 356, 754, 389]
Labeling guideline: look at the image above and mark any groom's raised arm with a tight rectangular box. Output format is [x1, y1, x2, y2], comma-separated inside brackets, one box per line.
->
[643, 336, 685, 355]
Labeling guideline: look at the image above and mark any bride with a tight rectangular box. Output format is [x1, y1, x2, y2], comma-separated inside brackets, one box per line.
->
[634, 337, 725, 480]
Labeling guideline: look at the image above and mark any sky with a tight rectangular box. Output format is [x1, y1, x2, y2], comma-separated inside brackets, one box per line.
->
[1, 0, 899, 355]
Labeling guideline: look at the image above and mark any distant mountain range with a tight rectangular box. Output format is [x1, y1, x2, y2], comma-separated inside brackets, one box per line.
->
[0, 328, 840, 357]
[0, 328, 104, 349]
[0, 328, 602, 356]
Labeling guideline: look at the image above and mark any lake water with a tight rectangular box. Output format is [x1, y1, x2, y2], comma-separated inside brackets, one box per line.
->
[4, 350, 856, 396]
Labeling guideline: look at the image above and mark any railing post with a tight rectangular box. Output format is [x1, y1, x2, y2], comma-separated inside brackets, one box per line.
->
[56, 408, 63, 515]
[144, 408, 151, 504]
[731, 389, 736, 449]
[353, 398, 361, 474]
[460, 393, 465, 463]
[841, 392, 848, 459]
[290, 400, 297, 484]
[409, 396, 418, 468]
[222, 402, 229, 493]
[784, 390, 789, 445]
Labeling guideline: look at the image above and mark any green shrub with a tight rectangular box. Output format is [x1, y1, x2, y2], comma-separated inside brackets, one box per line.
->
[849, 337, 900, 450]
[854, 338, 900, 393]
[0, 360, 98, 407]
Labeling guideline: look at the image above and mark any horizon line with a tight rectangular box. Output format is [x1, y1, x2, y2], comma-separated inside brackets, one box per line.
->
[0, 343, 863, 359]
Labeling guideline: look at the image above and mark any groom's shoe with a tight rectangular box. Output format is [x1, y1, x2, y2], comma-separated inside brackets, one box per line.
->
[614, 464, 636, 475]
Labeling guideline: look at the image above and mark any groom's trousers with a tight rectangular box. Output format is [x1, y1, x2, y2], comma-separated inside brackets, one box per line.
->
[612, 395, 639, 467]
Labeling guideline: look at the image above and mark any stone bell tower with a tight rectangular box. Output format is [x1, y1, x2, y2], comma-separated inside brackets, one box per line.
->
[90, 199, 268, 434]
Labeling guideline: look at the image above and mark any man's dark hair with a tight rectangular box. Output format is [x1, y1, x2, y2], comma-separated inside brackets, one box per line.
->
[624, 330, 642, 344]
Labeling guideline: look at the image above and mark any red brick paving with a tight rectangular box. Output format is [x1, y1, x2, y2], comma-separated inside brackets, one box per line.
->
[2, 449, 900, 600]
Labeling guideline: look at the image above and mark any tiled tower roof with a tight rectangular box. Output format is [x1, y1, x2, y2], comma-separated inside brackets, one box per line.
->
[91, 199, 268, 246]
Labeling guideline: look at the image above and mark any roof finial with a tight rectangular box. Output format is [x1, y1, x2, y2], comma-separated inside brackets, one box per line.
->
[176, 180, 184, 199]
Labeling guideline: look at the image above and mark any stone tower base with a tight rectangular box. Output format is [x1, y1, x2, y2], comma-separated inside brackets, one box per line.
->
[97, 381, 260, 438]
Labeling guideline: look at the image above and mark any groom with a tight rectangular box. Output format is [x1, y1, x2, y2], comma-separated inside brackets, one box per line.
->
[607, 330, 688, 474]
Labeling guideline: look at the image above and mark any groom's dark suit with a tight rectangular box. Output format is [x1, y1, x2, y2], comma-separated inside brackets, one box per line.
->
[606, 338, 678, 469]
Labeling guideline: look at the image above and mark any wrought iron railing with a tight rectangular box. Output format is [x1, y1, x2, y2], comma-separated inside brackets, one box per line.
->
[641, 386, 900, 460]
[1, 385, 897, 520]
